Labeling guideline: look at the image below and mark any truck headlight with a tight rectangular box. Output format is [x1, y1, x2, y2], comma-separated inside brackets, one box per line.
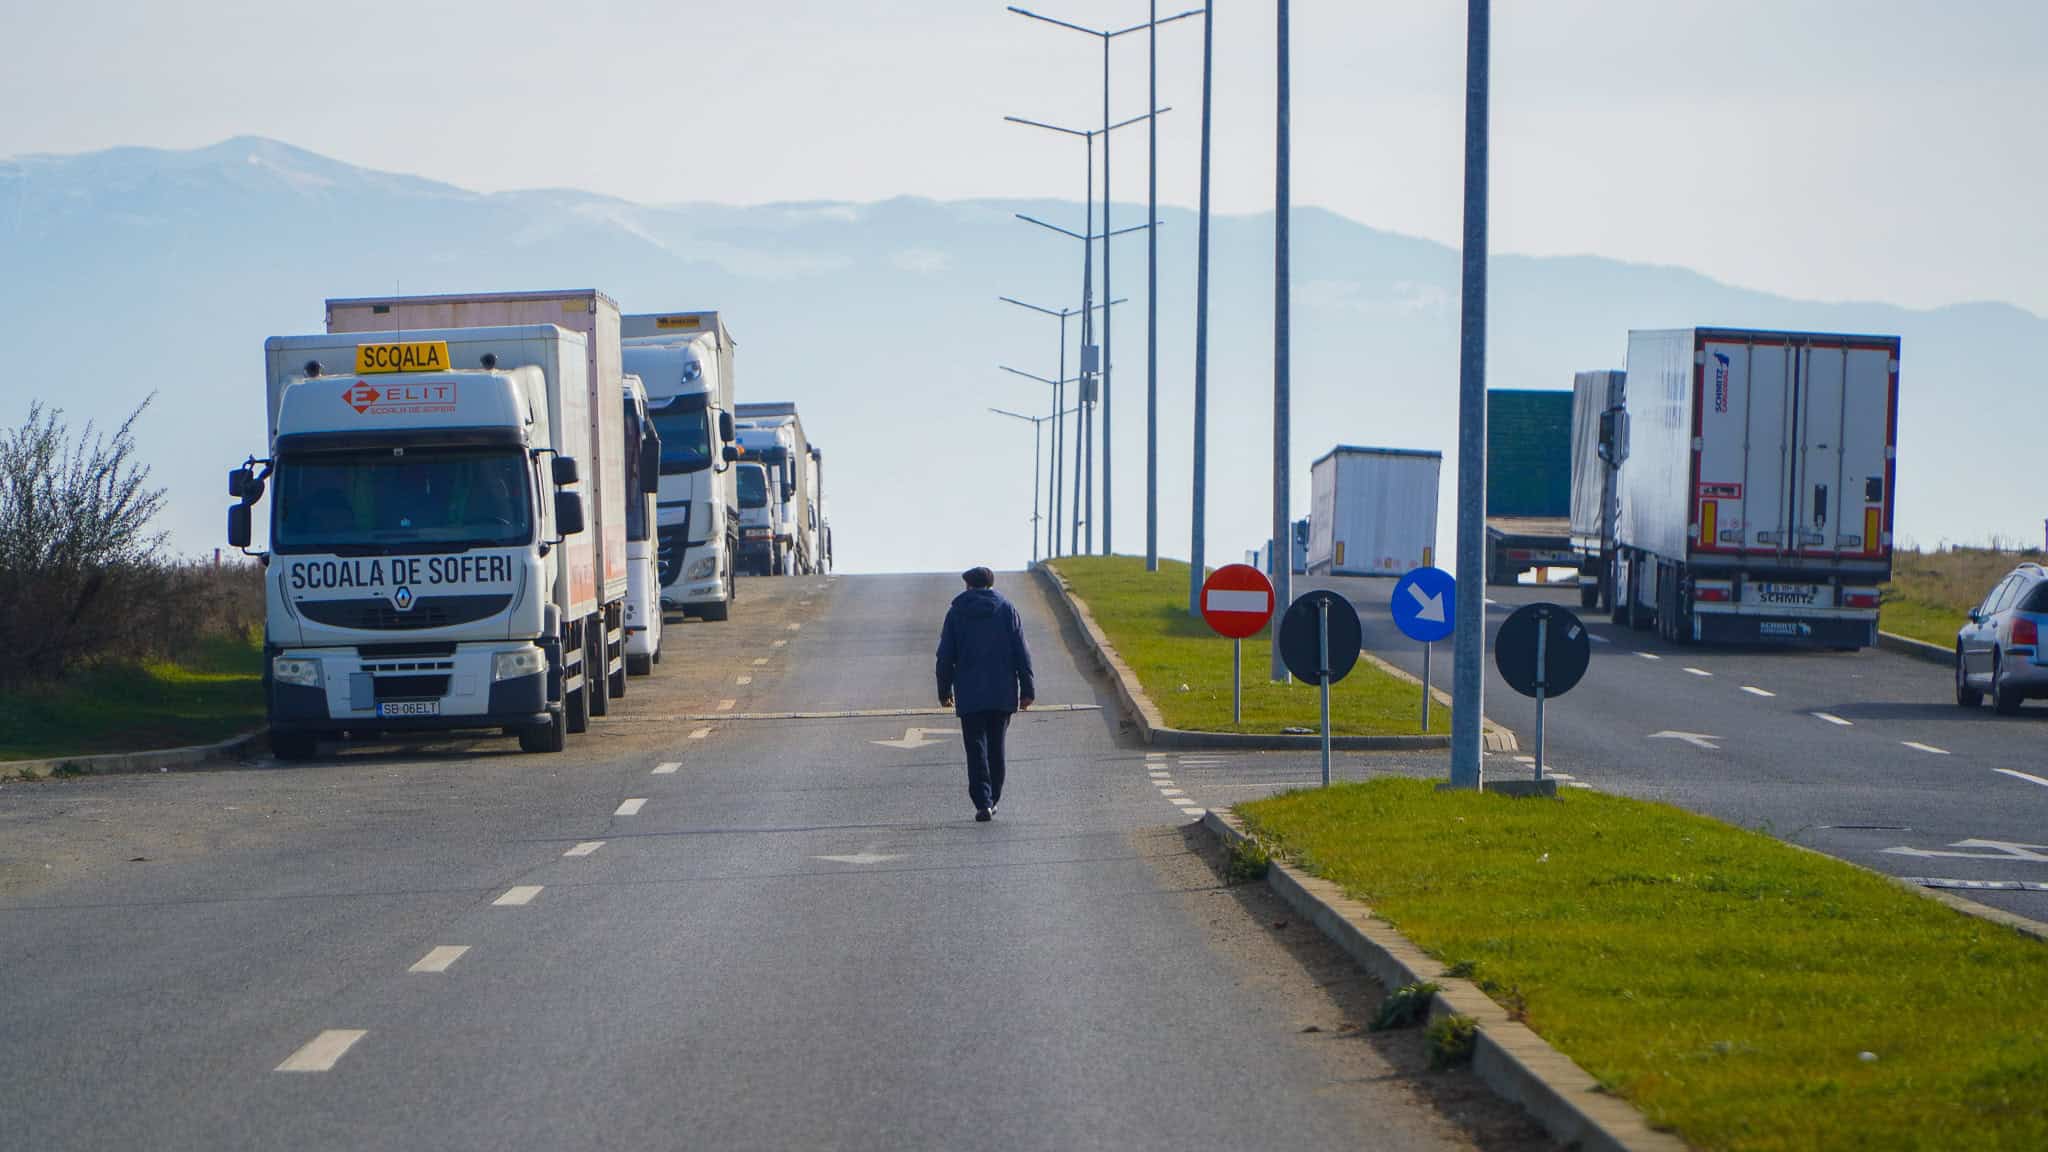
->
[492, 648, 546, 682]
[686, 555, 716, 581]
[273, 657, 322, 688]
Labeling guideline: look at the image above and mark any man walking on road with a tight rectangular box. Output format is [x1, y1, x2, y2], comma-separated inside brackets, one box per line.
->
[936, 567, 1035, 822]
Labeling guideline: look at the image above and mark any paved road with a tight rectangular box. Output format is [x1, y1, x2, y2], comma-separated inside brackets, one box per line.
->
[0, 573, 1547, 1151]
[1295, 574, 2048, 918]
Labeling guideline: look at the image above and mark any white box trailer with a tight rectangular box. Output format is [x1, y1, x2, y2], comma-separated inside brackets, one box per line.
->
[1569, 369, 1626, 609]
[1613, 327, 1900, 647]
[1307, 446, 1441, 577]
[326, 290, 633, 708]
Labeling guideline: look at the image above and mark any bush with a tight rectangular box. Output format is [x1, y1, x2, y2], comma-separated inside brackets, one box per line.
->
[0, 399, 258, 685]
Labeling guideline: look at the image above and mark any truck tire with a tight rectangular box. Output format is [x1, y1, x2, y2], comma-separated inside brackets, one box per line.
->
[1954, 646, 1983, 708]
[609, 659, 628, 700]
[1579, 582, 1598, 610]
[519, 707, 566, 753]
[588, 624, 611, 718]
[564, 632, 590, 736]
[627, 652, 653, 677]
[700, 596, 730, 622]
[1625, 559, 1652, 632]
[270, 730, 318, 762]
[1992, 652, 2023, 715]
[1609, 557, 1630, 627]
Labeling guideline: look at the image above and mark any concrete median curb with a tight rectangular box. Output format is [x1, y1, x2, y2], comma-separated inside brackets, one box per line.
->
[1877, 629, 1951, 665]
[1035, 563, 1516, 753]
[1199, 806, 1688, 1152]
[4, 728, 267, 781]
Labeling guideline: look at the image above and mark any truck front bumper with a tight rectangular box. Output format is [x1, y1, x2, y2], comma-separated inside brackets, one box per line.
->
[268, 644, 550, 734]
[1689, 605, 1877, 647]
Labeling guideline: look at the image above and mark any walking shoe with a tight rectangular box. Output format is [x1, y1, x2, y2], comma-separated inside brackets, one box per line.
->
[975, 809, 992, 822]
[989, 803, 999, 816]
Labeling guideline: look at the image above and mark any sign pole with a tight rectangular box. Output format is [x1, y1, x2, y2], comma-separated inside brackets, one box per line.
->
[1232, 637, 1242, 726]
[1533, 608, 1548, 782]
[1421, 642, 1432, 730]
[1317, 598, 1331, 788]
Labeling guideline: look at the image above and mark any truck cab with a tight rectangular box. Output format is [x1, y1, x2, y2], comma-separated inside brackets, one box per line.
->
[620, 374, 664, 674]
[621, 312, 739, 621]
[734, 461, 777, 575]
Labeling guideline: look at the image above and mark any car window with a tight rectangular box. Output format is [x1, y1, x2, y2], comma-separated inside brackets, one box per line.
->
[2023, 579, 2048, 614]
[1979, 577, 2013, 615]
[1988, 576, 2021, 615]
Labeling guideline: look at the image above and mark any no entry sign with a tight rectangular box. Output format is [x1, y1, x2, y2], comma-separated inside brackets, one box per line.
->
[1200, 564, 1275, 639]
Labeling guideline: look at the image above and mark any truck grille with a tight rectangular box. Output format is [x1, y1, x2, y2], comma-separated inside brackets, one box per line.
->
[657, 526, 690, 587]
[299, 594, 512, 631]
[373, 675, 450, 701]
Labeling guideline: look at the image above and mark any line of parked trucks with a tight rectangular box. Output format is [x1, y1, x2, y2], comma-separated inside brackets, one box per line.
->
[1290, 325, 1901, 650]
[226, 289, 829, 760]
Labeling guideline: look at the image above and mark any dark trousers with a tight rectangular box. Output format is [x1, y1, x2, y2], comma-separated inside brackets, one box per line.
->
[960, 710, 1012, 811]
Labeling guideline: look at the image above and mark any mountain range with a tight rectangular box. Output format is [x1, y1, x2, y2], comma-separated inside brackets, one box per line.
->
[3, 136, 2039, 575]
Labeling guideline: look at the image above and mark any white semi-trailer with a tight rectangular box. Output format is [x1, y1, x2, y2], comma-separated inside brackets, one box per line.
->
[1611, 327, 1901, 647]
[1569, 369, 1626, 610]
[229, 325, 600, 758]
[326, 290, 632, 711]
[735, 403, 815, 575]
[620, 374, 664, 674]
[1306, 446, 1441, 577]
[620, 311, 740, 621]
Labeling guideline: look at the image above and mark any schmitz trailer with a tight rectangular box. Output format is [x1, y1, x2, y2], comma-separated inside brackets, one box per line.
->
[620, 311, 740, 621]
[1569, 370, 1626, 610]
[735, 403, 815, 575]
[1611, 327, 1901, 647]
[620, 374, 664, 674]
[228, 325, 599, 758]
[1306, 446, 1440, 576]
[326, 290, 632, 710]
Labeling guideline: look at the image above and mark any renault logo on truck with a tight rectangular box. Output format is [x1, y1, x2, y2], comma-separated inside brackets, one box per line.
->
[392, 586, 416, 612]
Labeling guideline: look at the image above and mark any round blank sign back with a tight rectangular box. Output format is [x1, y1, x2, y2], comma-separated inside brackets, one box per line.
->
[1493, 603, 1592, 699]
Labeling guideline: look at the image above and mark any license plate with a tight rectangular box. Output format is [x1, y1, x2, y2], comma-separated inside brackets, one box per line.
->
[1754, 582, 1824, 607]
[378, 701, 440, 717]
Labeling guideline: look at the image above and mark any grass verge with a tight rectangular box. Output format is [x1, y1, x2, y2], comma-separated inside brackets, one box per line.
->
[1050, 556, 1447, 737]
[1238, 779, 2048, 1150]
[0, 632, 263, 763]
[1882, 546, 2045, 648]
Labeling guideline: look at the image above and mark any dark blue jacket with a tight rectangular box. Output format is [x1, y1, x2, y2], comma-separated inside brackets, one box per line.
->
[936, 588, 1035, 714]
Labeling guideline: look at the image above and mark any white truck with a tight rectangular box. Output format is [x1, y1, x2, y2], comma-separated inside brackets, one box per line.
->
[1569, 370, 1627, 610]
[1306, 446, 1441, 577]
[620, 374, 665, 674]
[229, 325, 614, 758]
[1610, 327, 1901, 647]
[620, 311, 740, 621]
[326, 290, 633, 710]
[733, 461, 776, 574]
[735, 403, 816, 575]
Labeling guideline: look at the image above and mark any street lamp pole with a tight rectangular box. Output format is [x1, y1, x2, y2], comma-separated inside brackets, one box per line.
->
[990, 407, 1066, 566]
[1270, 0, 1291, 683]
[999, 365, 1085, 558]
[999, 296, 1125, 560]
[1188, 0, 1215, 614]
[1450, 0, 1492, 790]
[1145, 0, 1159, 571]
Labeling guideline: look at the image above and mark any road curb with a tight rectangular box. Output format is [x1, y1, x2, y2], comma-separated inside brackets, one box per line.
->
[1035, 563, 1516, 753]
[1199, 807, 1688, 1152]
[3, 728, 267, 781]
[1877, 630, 1951, 665]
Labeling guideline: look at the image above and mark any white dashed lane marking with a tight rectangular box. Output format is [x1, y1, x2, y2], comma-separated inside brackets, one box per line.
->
[493, 886, 543, 907]
[716, 699, 736, 712]
[408, 946, 469, 974]
[1741, 686, 1775, 697]
[1159, 788, 1186, 797]
[276, 1030, 367, 1073]
[689, 727, 711, 740]
[614, 798, 647, 816]
[787, 623, 801, 632]
[1637, 652, 1661, 661]
[1994, 768, 2048, 789]
[1684, 667, 1712, 677]
[753, 658, 769, 666]
[651, 762, 680, 775]
[563, 840, 606, 857]
[772, 639, 787, 648]
[736, 676, 753, 685]
[1813, 712, 1852, 727]
[1901, 741, 1949, 756]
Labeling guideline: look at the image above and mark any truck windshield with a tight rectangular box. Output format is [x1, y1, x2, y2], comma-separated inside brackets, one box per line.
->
[652, 394, 713, 475]
[273, 447, 532, 554]
[738, 467, 768, 509]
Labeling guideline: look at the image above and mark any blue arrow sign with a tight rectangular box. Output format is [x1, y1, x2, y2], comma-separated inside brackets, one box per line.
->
[1391, 566, 1456, 644]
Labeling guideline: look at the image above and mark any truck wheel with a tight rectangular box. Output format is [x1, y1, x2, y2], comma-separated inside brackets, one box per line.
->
[1954, 647, 1983, 708]
[519, 707, 566, 753]
[700, 597, 730, 622]
[1609, 560, 1629, 627]
[627, 652, 653, 677]
[565, 638, 590, 735]
[588, 625, 611, 718]
[1992, 652, 2023, 715]
[270, 730, 318, 762]
[1625, 563, 1652, 632]
[609, 659, 628, 699]
[1579, 582, 1598, 610]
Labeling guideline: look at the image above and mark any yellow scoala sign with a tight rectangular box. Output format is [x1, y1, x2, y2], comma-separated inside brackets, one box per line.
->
[354, 340, 451, 375]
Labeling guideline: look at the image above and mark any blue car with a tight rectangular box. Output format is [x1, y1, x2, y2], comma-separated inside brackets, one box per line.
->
[1956, 562, 2048, 715]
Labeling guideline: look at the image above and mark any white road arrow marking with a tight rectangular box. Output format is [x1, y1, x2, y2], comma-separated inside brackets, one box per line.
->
[1994, 768, 2048, 789]
[814, 851, 905, 866]
[1881, 839, 2048, 863]
[1649, 730, 1722, 751]
[1406, 583, 1446, 623]
[869, 726, 959, 750]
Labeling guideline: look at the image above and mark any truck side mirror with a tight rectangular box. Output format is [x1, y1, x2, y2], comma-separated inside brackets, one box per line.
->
[555, 492, 586, 536]
[228, 503, 252, 548]
[552, 456, 580, 486]
[639, 439, 662, 493]
[229, 466, 250, 498]
[719, 410, 735, 442]
[722, 444, 739, 464]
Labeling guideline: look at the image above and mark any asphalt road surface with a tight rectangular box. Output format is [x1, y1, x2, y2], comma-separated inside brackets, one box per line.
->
[1295, 574, 2048, 919]
[0, 573, 1549, 1152]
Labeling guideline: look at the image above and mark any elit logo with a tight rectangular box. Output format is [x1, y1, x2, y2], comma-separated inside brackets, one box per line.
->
[392, 586, 416, 612]
[1712, 353, 1731, 414]
[344, 381, 382, 414]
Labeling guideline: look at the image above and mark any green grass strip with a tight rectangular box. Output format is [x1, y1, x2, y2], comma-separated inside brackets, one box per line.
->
[0, 633, 264, 763]
[1050, 556, 1445, 737]
[1239, 779, 2048, 1151]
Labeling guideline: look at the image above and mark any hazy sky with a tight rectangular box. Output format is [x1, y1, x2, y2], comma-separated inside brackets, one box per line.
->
[5, 1, 2046, 313]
